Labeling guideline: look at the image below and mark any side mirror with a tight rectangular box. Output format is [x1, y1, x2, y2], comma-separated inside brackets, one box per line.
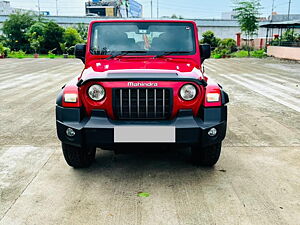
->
[200, 44, 211, 63]
[75, 44, 86, 63]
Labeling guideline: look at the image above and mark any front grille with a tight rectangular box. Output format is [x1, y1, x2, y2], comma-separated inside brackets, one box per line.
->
[113, 88, 172, 120]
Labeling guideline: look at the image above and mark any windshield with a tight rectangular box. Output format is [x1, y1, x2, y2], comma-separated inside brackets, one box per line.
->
[90, 22, 196, 56]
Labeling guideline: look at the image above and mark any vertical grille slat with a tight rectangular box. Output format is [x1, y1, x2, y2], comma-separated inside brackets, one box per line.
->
[114, 88, 172, 120]
[128, 89, 131, 118]
[146, 89, 148, 117]
[120, 89, 123, 117]
[137, 89, 140, 118]
[154, 89, 157, 118]
[162, 89, 165, 118]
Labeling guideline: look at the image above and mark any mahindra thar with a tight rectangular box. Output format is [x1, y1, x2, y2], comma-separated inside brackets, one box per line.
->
[56, 20, 229, 168]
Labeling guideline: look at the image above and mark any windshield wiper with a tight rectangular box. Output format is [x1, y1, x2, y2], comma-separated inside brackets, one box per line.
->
[106, 51, 147, 60]
[154, 51, 191, 58]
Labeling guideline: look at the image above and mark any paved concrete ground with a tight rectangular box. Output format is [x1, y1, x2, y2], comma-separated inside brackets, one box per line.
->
[0, 58, 299, 225]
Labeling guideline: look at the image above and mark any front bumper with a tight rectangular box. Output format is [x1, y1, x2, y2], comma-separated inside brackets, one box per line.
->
[56, 106, 227, 148]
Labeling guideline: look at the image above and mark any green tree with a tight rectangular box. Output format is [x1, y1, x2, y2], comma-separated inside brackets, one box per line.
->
[75, 23, 88, 41]
[200, 30, 221, 49]
[171, 14, 183, 19]
[213, 38, 238, 57]
[27, 22, 45, 39]
[30, 39, 41, 53]
[43, 21, 65, 53]
[63, 27, 83, 48]
[0, 43, 4, 56]
[0, 43, 10, 57]
[2, 12, 36, 51]
[219, 38, 237, 53]
[27, 22, 46, 53]
[281, 30, 297, 42]
[0, 35, 6, 44]
[233, 0, 261, 55]
[59, 42, 74, 55]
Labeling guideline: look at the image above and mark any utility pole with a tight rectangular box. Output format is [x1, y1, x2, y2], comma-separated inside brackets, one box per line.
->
[56, 0, 58, 16]
[37, 0, 40, 16]
[157, 0, 159, 18]
[287, 0, 291, 21]
[150, 0, 153, 18]
[271, 0, 275, 21]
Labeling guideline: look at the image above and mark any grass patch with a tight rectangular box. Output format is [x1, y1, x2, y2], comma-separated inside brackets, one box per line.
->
[212, 53, 222, 59]
[232, 50, 249, 58]
[250, 49, 267, 58]
[7, 53, 75, 59]
[137, 192, 150, 197]
[231, 50, 267, 58]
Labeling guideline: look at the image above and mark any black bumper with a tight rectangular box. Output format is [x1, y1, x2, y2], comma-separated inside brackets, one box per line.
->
[56, 106, 227, 148]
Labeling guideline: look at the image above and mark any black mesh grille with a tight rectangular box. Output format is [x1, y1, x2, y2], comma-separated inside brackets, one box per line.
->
[113, 88, 172, 120]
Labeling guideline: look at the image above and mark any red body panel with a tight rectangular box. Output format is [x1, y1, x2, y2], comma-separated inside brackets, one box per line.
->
[79, 80, 204, 119]
[84, 20, 202, 71]
[203, 82, 222, 107]
[62, 20, 223, 118]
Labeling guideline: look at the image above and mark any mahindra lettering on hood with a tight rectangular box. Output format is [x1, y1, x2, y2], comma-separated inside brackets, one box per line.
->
[56, 20, 229, 168]
[128, 82, 158, 87]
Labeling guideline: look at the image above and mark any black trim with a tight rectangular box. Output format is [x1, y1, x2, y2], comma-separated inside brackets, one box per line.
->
[56, 106, 227, 148]
[77, 77, 207, 87]
[56, 106, 82, 122]
[198, 106, 227, 122]
[75, 44, 86, 63]
[221, 90, 229, 105]
[56, 89, 63, 106]
[112, 87, 173, 120]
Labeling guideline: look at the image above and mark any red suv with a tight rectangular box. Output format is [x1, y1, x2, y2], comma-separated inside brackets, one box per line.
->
[56, 20, 229, 168]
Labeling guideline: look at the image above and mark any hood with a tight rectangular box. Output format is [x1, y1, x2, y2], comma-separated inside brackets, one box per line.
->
[86, 57, 199, 73]
[78, 57, 205, 84]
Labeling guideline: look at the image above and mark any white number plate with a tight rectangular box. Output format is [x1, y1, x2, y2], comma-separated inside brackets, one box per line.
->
[114, 126, 175, 143]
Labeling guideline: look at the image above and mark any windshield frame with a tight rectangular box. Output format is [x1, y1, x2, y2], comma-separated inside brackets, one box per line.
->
[89, 21, 197, 57]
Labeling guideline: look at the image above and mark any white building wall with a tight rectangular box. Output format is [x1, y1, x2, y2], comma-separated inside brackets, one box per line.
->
[198, 26, 269, 39]
[0, 15, 285, 40]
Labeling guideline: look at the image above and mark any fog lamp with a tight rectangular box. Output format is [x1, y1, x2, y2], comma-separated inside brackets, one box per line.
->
[66, 128, 75, 137]
[208, 128, 217, 137]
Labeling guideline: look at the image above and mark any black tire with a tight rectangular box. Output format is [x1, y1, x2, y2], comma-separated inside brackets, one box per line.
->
[62, 143, 96, 168]
[191, 142, 222, 167]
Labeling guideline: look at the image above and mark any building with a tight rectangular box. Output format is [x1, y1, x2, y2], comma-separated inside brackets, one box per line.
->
[0, 15, 270, 40]
[221, 11, 237, 20]
[269, 13, 300, 22]
[222, 10, 267, 21]
[85, 0, 142, 17]
[85, 0, 116, 17]
[0, 1, 11, 15]
[0, 0, 38, 15]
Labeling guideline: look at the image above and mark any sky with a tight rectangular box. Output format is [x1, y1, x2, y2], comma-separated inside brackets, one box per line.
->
[8, 0, 300, 19]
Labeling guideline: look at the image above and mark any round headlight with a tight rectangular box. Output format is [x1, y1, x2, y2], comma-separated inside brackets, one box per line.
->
[180, 84, 197, 101]
[88, 84, 105, 101]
